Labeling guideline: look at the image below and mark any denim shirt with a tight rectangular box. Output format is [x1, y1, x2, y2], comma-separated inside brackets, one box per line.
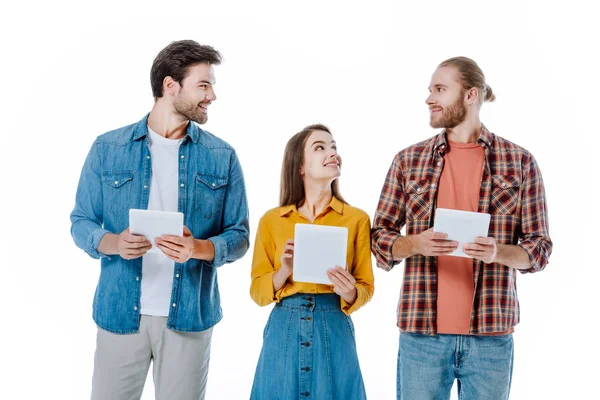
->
[70, 115, 250, 334]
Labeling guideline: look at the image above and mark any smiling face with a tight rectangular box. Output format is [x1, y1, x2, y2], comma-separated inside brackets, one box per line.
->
[172, 63, 217, 124]
[300, 129, 341, 185]
[426, 65, 468, 129]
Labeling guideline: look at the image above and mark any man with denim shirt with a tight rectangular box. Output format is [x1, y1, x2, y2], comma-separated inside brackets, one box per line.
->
[70, 40, 249, 400]
[372, 57, 552, 399]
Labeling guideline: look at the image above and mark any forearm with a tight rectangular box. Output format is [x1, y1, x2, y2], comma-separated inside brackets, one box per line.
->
[496, 243, 531, 270]
[392, 235, 418, 261]
[272, 267, 291, 292]
[97, 233, 120, 255]
[192, 239, 216, 262]
[340, 287, 357, 304]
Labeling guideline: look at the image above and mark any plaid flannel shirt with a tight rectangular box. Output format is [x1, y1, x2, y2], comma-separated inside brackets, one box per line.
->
[371, 125, 552, 334]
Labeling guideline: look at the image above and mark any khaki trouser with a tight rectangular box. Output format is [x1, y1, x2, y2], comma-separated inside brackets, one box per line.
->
[91, 315, 213, 400]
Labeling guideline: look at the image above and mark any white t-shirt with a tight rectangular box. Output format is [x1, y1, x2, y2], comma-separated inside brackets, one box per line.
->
[140, 126, 182, 316]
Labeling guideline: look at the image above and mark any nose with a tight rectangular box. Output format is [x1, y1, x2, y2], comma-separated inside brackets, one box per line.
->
[206, 86, 217, 102]
[426, 92, 435, 106]
[327, 149, 339, 162]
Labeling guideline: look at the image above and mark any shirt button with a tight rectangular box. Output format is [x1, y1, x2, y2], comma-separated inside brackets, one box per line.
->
[176, 274, 180, 278]
[136, 277, 139, 281]
[180, 183, 184, 187]
[172, 303, 177, 308]
[134, 306, 138, 311]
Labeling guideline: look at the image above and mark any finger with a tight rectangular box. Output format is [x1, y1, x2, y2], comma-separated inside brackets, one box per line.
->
[156, 243, 181, 257]
[463, 243, 487, 252]
[326, 271, 344, 288]
[125, 247, 151, 259]
[157, 238, 184, 250]
[328, 269, 354, 289]
[474, 237, 494, 245]
[431, 249, 457, 255]
[125, 234, 149, 243]
[334, 266, 356, 285]
[463, 248, 487, 257]
[431, 231, 449, 240]
[432, 240, 458, 248]
[161, 235, 184, 245]
[156, 241, 181, 254]
[124, 240, 152, 250]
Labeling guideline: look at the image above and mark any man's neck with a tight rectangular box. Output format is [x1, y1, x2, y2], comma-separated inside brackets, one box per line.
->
[446, 116, 482, 143]
[147, 101, 189, 140]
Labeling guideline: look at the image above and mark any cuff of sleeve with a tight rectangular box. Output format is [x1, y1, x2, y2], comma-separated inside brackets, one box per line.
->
[376, 232, 403, 271]
[341, 285, 367, 315]
[208, 235, 228, 268]
[88, 228, 110, 259]
[250, 270, 278, 307]
[517, 242, 540, 274]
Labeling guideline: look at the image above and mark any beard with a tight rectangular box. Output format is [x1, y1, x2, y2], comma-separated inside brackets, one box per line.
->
[173, 96, 208, 125]
[430, 92, 467, 129]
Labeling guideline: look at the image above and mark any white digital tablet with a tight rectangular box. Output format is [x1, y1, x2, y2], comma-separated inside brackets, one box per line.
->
[292, 223, 348, 285]
[433, 208, 491, 258]
[129, 209, 184, 254]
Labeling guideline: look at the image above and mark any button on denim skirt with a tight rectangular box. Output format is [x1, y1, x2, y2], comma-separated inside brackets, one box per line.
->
[250, 293, 367, 400]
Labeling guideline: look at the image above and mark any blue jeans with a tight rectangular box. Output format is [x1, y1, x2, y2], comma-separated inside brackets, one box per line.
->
[397, 332, 514, 400]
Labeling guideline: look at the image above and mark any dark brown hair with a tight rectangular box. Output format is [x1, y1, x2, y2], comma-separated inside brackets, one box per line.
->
[439, 56, 496, 103]
[280, 124, 345, 207]
[150, 40, 222, 99]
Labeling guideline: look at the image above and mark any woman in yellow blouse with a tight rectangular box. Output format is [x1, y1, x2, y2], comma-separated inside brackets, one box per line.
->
[249, 124, 374, 399]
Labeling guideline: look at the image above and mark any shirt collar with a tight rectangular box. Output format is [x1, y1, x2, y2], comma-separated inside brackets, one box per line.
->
[279, 196, 345, 217]
[433, 124, 494, 155]
[132, 114, 200, 143]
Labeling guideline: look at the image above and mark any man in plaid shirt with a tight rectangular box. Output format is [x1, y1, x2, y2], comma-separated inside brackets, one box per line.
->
[371, 57, 552, 399]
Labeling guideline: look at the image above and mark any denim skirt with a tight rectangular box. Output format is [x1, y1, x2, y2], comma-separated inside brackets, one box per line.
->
[250, 293, 367, 400]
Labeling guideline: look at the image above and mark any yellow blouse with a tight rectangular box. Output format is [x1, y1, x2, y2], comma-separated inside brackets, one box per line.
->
[250, 197, 374, 315]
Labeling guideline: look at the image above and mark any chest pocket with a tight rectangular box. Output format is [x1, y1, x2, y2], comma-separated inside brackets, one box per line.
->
[490, 174, 520, 215]
[405, 179, 432, 220]
[194, 174, 228, 219]
[101, 171, 134, 216]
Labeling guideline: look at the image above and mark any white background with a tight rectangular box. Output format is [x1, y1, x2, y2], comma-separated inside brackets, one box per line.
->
[1, 0, 598, 399]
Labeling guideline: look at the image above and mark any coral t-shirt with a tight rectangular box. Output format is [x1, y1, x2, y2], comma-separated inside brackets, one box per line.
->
[436, 140, 484, 334]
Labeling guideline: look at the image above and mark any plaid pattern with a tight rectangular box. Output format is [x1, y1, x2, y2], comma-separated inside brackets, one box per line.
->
[371, 126, 552, 334]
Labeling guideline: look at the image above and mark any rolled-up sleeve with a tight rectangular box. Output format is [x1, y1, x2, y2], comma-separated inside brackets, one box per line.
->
[341, 214, 375, 315]
[208, 151, 250, 268]
[70, 140, 110, 259]
[517, 154, 552, 274]
[250, 216, 278, 306]
[371, 155, 406, 271]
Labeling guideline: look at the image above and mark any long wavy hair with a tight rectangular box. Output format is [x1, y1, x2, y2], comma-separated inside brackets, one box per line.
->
[279, 124, 345, 207]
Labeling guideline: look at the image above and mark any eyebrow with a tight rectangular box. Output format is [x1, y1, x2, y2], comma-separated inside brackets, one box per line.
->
[428, 84, 447, 90]
[311, 140, 336, 146]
